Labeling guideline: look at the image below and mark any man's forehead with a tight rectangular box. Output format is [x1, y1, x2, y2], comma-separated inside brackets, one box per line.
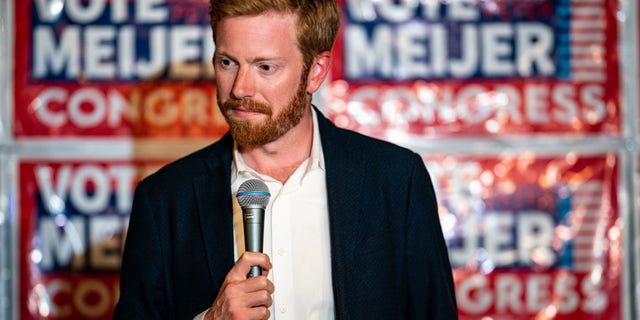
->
[212, 16, 306, 68]
[214, 14, 299, 52]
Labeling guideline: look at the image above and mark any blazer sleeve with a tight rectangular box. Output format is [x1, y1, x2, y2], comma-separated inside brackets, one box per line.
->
[113, 178, 172, 319]
[406, 153, 458, 319]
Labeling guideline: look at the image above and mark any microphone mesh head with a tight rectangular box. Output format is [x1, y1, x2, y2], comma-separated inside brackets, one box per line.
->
[236, 179, 270, 208]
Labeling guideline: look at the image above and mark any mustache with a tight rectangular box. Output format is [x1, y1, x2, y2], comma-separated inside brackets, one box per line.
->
[221, 99, 272, 115]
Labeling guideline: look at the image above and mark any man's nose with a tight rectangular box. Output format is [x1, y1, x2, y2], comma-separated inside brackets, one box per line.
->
[231, 67, 255, 99]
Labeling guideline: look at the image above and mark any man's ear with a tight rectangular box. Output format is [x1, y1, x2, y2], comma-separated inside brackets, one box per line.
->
[306, 51, 332, 94]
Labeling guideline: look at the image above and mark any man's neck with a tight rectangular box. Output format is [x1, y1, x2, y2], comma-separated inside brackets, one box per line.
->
[238, 109, 314, 183]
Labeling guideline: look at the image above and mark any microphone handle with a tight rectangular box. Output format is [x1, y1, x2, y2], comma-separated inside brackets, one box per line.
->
[248, 265, 262, 278]
[243, 206, 265, 278]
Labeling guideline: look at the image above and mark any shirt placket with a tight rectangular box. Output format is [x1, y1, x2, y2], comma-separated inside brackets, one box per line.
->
[270, 182, 298, 319]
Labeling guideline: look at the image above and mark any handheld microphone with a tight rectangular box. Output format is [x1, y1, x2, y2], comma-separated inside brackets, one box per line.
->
[236, 179, 271, 278]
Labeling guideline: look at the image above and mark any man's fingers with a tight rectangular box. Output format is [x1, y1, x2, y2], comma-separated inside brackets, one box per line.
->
[226, 252, 272, 281]
[210, 276, 274, 320]
[208, 253, 274, 319]
[244, 276, 275, 295]
[220, 276, 273, 300]
[227, 286, 273, 308]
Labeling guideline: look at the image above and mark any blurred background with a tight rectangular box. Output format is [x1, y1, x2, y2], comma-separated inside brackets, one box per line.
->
[0, 0, 638, 319]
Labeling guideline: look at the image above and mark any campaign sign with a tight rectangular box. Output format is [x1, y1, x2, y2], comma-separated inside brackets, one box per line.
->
[424, 153, 621, 319]
[329, 0, 620, 137]
[14, 0, 228, 138]
[19, 160, 164, 319]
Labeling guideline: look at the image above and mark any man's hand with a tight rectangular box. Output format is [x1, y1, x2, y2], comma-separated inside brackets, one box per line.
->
[205, 252, 274, 320]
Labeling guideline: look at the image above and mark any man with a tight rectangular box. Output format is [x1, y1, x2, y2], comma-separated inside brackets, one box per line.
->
[114, 0, 458, 319]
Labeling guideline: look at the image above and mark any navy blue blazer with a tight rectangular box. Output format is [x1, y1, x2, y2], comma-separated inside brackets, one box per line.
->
[114, 110, 458, 319]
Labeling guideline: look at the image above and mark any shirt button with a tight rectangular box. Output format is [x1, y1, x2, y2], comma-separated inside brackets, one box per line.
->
[277, 248, 286, 256]
[280, 304, 288, 313]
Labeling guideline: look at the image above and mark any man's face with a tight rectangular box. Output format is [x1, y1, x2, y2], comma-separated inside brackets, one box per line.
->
[213, 13, 310, 147]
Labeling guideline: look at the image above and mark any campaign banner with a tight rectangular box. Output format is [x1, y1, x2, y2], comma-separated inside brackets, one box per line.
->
[13, 0, 228, 138]
[18, 160, 165, 319]
[424, 153, 621, 319]
[329, 0, 620, 138]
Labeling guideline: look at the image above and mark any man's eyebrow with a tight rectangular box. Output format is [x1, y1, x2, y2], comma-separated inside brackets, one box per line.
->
[213, 50, 236, 60]
[214, 50, 284, 64]
[252, 56, 286, 64]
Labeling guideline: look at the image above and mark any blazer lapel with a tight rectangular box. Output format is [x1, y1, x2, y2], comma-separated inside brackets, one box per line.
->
[193, 134, 236, 289]
[316, 110, 366, 319]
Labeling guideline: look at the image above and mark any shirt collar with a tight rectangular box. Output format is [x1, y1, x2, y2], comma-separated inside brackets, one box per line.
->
[231, 108, 325, 185]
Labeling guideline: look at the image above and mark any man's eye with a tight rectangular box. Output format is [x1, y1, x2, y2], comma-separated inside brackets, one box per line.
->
[259, 64, 275, 72]
[216, 57, 234, 68]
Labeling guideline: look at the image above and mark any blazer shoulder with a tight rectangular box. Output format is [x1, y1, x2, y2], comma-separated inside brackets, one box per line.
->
[316, 109, 418, 161]
[139, 134, 233, 190]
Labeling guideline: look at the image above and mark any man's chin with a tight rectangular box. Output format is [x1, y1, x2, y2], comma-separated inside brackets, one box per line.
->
[232, 134, 274, 148]
[228, 123, 269, 146]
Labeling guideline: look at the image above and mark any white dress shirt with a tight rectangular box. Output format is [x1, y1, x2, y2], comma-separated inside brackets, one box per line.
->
[197, 109, 334, 320]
